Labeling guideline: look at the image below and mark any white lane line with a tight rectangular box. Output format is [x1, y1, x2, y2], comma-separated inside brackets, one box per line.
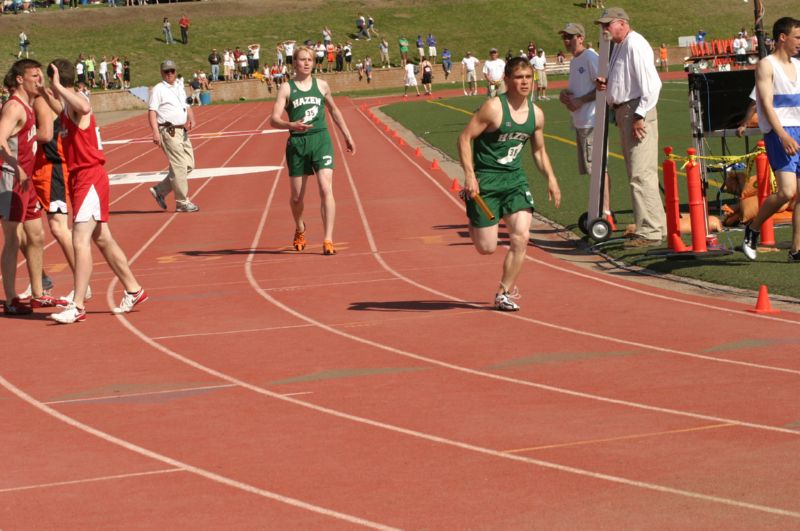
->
[0, 375, 394, 530]
[45, 384, 238, 405]
[46, 385, 312, 405]
[0, 468, 182, 494]
[103, 129, 288, 145]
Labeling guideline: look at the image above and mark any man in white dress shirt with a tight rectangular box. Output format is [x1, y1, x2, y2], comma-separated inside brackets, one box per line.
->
[148, 60, 198, 213]
[595, 7, 665, 247]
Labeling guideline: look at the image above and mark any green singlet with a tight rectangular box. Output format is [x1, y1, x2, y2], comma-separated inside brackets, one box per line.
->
[287, 77, 327, 136]
[473, 93, 535, 175]
[467, 94, 537, 227]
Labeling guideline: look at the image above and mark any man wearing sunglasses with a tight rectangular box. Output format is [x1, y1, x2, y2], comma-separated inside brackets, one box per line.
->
[594, 7, 665, 248]
[148, 59, 198, 213]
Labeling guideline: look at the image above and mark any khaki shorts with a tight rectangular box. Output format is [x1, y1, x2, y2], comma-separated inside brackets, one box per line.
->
[576, 127, 593, 176]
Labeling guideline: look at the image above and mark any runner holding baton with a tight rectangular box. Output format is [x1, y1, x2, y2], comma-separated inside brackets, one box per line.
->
[457, 57, 561, 311]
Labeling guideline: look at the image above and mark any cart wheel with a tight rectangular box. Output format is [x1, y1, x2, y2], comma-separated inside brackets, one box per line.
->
[588, 218, 612, 242]
[747, 55, 758, 65]
[697, 59, 708, 70]
[577, 212, 589, 235]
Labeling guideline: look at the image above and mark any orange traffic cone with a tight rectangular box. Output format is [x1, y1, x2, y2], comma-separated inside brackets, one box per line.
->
[384, 124, 391, 133]
[747, 284, 780, 314]
[398, 137, 405, 146]
[391, 130, 399, 138]
[431, 158, 440, 170]
[414, 147, 422, 157]
[450, 178, 462, 192]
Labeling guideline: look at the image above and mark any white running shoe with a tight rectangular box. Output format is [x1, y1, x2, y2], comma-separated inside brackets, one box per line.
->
[50, 303, 86, 324]
[18, 275, 54, 299]
[60, 285, 93, 306]
[494, 287, 521, 312]
[112, 288, 148, 314]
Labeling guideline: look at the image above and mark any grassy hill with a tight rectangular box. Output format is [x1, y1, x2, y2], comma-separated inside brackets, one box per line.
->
[0, 0, 795, 88]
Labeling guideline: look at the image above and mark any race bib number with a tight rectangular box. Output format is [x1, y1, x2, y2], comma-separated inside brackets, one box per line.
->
[303, 106, 319, 124]
[497, 144, 522, 165]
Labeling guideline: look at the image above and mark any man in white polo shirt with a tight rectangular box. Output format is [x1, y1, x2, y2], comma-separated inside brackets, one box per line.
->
[482, 48, 505, 98]
[148, 59, 198, 213]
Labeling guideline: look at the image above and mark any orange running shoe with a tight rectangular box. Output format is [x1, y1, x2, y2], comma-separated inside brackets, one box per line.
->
[323, 240, 336, 255]
[293, 229, 306, 251]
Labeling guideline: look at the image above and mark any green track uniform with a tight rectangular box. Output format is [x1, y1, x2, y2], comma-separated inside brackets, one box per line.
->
[285, 78, 335, 176]
[467, 94, 536, 227]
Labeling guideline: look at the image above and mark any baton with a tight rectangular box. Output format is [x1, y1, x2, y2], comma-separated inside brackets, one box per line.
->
[473, 193, 495, 221]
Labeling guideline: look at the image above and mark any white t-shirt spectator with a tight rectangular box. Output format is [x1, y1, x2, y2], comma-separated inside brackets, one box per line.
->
[531, 54, 546, 71]
[482, 58, 505, 81]
[567, 48, 599, 129]
[461, 56, 479, 73]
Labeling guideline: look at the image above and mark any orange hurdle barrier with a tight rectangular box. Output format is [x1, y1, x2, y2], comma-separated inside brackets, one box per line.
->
[685, 148, 707, 253]
[663, 147, 690, 252]
[755, 140, 776, 246]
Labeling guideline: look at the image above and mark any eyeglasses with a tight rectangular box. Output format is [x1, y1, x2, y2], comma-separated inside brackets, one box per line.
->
[162, 69, 176, 74]
[562, 34, 577, 40]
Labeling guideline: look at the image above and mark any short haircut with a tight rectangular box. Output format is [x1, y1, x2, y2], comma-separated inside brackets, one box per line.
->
[4, 58, 42, 89]
[294, 45, 313, 62]
[772, 17, 800, 42]
[48, 58, 76, 87]
[504, 57, 533, 77]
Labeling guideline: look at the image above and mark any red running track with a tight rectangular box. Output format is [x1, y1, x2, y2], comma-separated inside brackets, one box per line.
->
[1, 96, 799, 529]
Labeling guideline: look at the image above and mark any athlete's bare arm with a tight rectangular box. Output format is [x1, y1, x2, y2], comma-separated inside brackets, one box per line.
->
[320, 79, 355, 154]
[457, 97, 501, 198]
[49, 63, 92, 128]
[529, 105, 561, 207]
[33, 94, 56, 143]
[269, 81, 312, 133]
[0, 100, 27, 186]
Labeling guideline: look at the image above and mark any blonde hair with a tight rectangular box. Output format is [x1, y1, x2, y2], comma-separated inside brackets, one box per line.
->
[293, 45, 314, 62]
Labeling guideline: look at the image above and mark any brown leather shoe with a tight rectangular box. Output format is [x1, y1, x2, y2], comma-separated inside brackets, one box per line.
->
[624, 235, 662, 249]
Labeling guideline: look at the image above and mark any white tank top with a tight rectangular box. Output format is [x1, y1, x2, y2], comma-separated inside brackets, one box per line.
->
[757, 55, 800, 133]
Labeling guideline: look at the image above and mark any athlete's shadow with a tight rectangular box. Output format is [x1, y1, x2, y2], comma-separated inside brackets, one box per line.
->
[181, 248, 310, 256]
[110, 209, 168, 215]
[349, 300, 485, 312]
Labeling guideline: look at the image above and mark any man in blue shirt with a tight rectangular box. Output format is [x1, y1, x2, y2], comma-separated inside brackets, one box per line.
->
[441, 47, 452, 79]
[427, 33, 438, 64]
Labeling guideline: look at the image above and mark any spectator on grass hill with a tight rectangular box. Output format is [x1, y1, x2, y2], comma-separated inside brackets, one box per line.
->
[179, 14, 190, 45]
[427, 33, 437, 65]
[379, 38, 390, 68]
[18, 32, 29, 59]
[162, 17, 175, 45]
[398, 35, 409, 67]
[416, 35, 425, 61]
[208, 48, 221, 81]
[441, 47, 452, 79]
